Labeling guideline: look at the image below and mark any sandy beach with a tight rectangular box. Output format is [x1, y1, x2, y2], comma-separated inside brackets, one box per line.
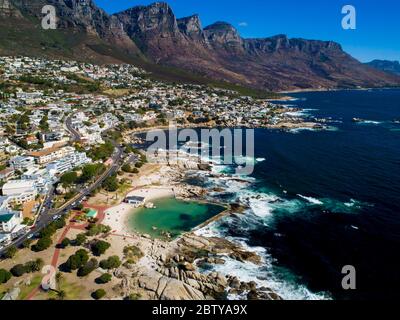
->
[103, 187, 175, 235]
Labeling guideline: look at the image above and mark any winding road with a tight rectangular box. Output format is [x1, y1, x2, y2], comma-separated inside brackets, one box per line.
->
[0, 116, 125, 256]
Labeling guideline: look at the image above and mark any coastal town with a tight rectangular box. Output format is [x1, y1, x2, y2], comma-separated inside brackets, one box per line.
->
[0, 56, 326, 300]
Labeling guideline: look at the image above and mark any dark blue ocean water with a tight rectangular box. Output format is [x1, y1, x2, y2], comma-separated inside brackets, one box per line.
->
[139, 89, 400, 299]
[234, 89, 400, 300]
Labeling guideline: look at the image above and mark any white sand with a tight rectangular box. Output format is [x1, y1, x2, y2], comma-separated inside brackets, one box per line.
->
[103, 187, 174, 235]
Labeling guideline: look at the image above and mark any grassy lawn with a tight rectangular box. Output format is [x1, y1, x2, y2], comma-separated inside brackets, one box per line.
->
[0, 284, 5, 300]
[46, 278, 86, 300]
[17, 274, 42, 300]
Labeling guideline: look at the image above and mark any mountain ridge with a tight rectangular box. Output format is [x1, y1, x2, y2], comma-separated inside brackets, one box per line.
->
[1, 0, 399, 92]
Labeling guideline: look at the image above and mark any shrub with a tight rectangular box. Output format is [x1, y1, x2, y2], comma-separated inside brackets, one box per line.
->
[10, 264, 26, 277]
[24, 259, 44, 273]
[77, 258, 98, 277]
[126, 293, 142, 300]
[74, 233, 87, 246]
[91, 240, 111, 256]
[92, 289, 106, 300]
[61, 238, 71, 248]
[86, 224, 111, 237]
[32, 237, 52, 252]
[123, 245, 144, 263]
[95, 273, 112, 284]
[3, 246, 17, 259]
[99, 256, 121, 270]
[21, 239, 33, 249]
[0, 269, 12, 284]
[65, 249, 89, 271]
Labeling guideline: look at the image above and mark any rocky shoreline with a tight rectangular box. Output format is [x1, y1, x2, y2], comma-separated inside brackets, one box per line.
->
[110, 232, 282, 300]
[104, 142, 283, 300]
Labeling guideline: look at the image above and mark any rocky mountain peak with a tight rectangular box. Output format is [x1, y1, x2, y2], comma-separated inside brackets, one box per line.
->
[177, 14, 203, 38]
[116, 1, 178, 35]
[0, 0, 21, 17]
[204, 21, 243, 48]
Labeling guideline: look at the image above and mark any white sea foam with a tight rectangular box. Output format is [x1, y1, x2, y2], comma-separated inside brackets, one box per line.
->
[297, 194, 324, 205]
[195, 222, 331, 300]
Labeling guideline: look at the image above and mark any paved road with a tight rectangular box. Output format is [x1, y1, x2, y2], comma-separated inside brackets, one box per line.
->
[65, 115, 81, 143]
[0, 119, 125, 255]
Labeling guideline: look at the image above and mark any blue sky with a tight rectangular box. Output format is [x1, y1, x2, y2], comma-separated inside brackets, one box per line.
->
[94, 0, 400, 62]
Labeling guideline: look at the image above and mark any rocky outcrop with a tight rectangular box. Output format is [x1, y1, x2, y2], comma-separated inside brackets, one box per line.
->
[0, 0, 21, 17]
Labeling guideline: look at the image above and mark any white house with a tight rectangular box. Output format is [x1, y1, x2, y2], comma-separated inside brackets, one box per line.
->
[124, 196, 146, 207]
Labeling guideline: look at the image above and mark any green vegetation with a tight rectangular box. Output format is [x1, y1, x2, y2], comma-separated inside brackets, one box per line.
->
[61, 237, 71, 249]
[74, 233, 88, 246]
[60, 171, 78, 187]
[123, 245, 144, 264]
[21, 239, 33, 249]
[32, 237, 52, 252]
[87, 142, 114, 161]
[121, 163, 139, 174]
[65, 249, 89, 271]
[95, 273, 112, 284]
[126, 292, 142, 300]
[99, 256, 121, 270]
[91, 240, 111, 256]
[0, 269, 12, 284]
[79, 163, 106, 183]
[102, 174, 119, 192]
[86, 223, 111, 237]
[92, 289, 106, 300]
[39, 114, 49, 132]
[3, 246, 17, 259]
[77, 258, 98, 277]
[10, 259, 44, 277]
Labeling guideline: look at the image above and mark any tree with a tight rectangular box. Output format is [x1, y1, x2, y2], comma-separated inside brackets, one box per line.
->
[60, 171, 78, 186]
[86, 224, 111, 237]
[77, 258, 98, 277]
[3, 246, 17, 259]
[102, 174, 119, 192]
[32, 237, 52, 252]
[65, 249, 89, 271]
[21, 239, 33, 249]
[95, 273, 112, 284]
[0, 269, 12, 284]
[57, 290, 66, 300]
[61, 238, 71, 248]
[24, 258, 44, 273]
[10, 264, 26, 277]
[74, 233, 87, 246]
[99, 256, 121, 270]
[92, 289, 106, 300]
[91, 240, 111, 256]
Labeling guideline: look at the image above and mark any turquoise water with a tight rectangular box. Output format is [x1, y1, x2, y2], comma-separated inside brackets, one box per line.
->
[128, 197, 225, 239]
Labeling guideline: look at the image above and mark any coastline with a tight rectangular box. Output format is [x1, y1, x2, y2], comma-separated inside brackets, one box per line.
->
[278, 85, 400, 95]
[99, 100, 338, 300]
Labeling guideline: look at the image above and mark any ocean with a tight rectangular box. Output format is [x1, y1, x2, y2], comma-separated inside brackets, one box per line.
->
[192, 89, 400, 300]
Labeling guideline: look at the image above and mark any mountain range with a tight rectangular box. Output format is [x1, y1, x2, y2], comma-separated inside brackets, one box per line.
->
[1, 0, 399, 92]
[365, 60, 400, 76]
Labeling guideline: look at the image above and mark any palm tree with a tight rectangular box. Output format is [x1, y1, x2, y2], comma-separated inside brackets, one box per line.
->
[55, 272, 63, 286]
[57, 290, 66, 300]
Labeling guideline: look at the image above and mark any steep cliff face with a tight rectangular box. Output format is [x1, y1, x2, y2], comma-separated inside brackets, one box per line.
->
[6, 0, 142, 57]
[0, 0, 21, 17]
[177, 15, 203, 40]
